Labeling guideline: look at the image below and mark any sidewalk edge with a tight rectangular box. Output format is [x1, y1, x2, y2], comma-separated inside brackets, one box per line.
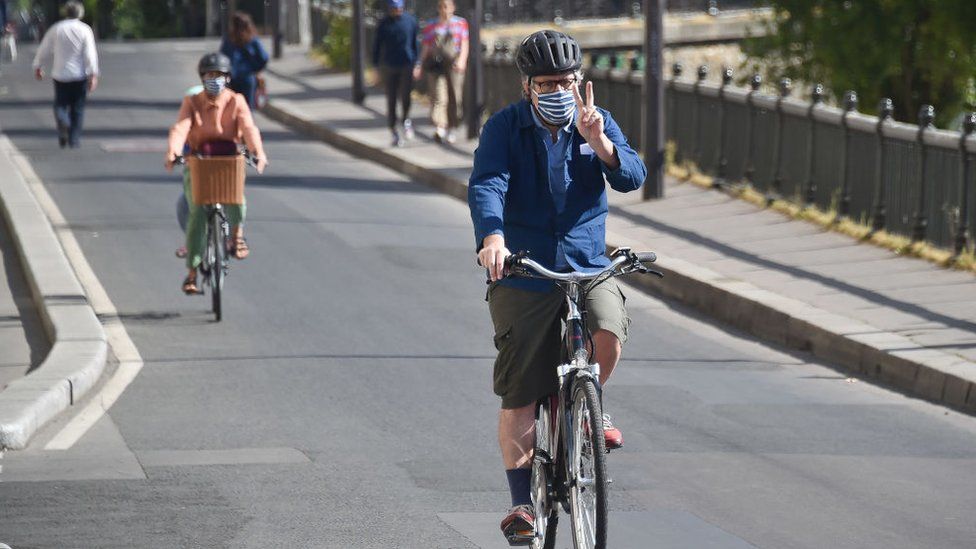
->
[263, 98, 976, 414]
[0, 135, 108, 450]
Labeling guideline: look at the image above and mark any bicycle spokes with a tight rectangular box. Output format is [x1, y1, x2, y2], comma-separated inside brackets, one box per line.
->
[569, 380, 608, 549]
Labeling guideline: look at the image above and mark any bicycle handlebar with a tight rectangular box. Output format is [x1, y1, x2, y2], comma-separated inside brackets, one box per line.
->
[503, 247, 663, 283]
[172, 149, 258, 169]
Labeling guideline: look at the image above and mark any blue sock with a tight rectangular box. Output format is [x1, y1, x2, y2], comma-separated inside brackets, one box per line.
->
[506, 468, 532, 507]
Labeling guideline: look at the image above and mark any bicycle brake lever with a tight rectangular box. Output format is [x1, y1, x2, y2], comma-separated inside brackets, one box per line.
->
[646, 269, 665, 278]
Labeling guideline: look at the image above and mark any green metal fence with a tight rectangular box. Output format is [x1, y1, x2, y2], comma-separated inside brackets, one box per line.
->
[484, 51, 976, 253]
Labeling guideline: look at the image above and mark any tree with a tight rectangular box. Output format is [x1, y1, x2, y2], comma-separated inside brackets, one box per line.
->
[743, 0, 976, 127]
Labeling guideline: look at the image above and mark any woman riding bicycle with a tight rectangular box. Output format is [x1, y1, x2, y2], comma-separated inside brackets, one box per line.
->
[165, 52, 267, 295]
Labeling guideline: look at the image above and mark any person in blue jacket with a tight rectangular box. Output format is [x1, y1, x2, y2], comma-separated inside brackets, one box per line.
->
[372, 0, 419, 147]
[467, 30, 646, 543]
[220, 11, 268, 109]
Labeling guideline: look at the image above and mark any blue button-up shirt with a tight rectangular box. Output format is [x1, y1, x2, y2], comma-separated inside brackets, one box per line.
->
[469, 100, 647, 293]
[531, 108, 574, 270]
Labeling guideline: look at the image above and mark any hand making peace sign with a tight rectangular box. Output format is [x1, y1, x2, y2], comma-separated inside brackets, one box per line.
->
[573, 81, 604, 144]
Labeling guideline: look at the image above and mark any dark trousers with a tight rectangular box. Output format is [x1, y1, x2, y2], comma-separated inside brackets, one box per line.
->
[54, 79, 87, 147]
[382, 66, 413, 130]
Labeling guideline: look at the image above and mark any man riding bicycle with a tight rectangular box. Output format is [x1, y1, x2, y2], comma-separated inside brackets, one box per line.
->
[467, 30, 646, 543]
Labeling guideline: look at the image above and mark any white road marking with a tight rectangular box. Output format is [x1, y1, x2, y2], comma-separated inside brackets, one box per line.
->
[2, 139, 146, 451]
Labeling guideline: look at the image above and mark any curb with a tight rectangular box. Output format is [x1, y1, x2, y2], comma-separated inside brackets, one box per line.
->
[262, 98, 976, 414]
[0, 135, 108, 449]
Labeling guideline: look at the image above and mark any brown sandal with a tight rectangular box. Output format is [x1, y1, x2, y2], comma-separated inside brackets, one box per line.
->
[233, 237, 249, 260]
[182, 275, 199, 295]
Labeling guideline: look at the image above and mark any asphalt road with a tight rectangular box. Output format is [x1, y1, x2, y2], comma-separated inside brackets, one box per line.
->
[1, 41, 975, 549]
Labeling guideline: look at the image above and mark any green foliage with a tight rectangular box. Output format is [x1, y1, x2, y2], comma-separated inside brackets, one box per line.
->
[110, 0, 144, 38]
[317, 13, 352, 71]
[743, 0, 976, 126]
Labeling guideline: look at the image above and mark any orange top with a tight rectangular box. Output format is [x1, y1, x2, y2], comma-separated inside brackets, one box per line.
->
[167, 90, 265, 159]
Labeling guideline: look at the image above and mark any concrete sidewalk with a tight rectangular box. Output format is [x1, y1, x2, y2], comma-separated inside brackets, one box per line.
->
[261, 48, 976, 413]
[0, 212, 49, 391]
[0, 134, 108, 449]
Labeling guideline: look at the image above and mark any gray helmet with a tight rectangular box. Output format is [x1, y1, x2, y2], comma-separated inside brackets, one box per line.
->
[515, 30, 583, 77]
[197, 53, 232, 76]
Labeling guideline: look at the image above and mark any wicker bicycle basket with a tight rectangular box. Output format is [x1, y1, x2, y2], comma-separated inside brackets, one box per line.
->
[188, 155, 246, 205]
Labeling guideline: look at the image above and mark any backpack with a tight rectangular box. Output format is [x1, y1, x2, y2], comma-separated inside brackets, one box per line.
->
[423, 25, 456, 74]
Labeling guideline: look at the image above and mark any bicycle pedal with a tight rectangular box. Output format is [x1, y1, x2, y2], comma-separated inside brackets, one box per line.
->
[504, 532, 535, 546]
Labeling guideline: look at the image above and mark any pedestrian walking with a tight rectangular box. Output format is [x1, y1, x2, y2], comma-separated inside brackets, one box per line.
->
[372, 0, 419, 147]
[31, 0, 98, 149]
[220, 11, 268, 110]
[0, 0, 8, 72]
[416, 0, 468, 144]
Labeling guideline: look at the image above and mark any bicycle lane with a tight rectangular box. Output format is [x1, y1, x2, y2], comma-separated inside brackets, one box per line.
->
[261, 49, 976, 548]
[0, 40, 973, 549]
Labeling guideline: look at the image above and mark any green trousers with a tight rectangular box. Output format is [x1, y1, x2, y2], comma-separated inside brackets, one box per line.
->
[183, 169, 246, 269]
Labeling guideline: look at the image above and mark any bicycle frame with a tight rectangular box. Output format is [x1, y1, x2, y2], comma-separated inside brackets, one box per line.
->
[541, 279, 602, 511]
[507, 248, 661, 547]
[200, 204, 229, 273]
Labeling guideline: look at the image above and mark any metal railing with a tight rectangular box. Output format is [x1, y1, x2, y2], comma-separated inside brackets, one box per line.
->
[484, 51, 976, 253]
[311, 0, 762, 31]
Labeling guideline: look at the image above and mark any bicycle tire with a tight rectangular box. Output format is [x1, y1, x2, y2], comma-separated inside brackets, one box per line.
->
[568, 377, 608, 549]
[531, 398, 559, 549]
[209, 212, 223, 321]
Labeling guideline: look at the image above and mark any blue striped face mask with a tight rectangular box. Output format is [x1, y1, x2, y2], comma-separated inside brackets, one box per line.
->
[203, 76, 227, 96]
[532, 88, 576, 126]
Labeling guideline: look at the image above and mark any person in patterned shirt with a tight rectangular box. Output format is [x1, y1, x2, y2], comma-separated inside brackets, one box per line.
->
[415, 0, 468, 144]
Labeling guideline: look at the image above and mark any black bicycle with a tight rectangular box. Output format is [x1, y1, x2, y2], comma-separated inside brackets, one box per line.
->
[502, 248, 661, 549]
[175, 150, 256, 321]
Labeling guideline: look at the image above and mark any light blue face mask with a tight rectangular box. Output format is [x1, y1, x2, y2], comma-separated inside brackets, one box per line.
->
[203, 77, 227, 96]
[532, 88, 577, 126]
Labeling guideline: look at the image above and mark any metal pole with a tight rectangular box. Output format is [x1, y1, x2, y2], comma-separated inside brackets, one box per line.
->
[871, 98, 893, 232]
[692, 65, 708, 165]
[954, 113, 976, 256]
[769, 77, 791, 204]
[804, 83, 824, 205]
[839, 91, 858, 219]
[351, 0, 366, 105]
[743, 74, 761, 183]
[272, 0, 283, 59]
[668, 63, 683, 164]
[714, 66, 732, 188]
[912, 105, 934, 242]
[466, 0, 484, 140]
[641, 0, 665, 200]
[219, 0, 228, 39]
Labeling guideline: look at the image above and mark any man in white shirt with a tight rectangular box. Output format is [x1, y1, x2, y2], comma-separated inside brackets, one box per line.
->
[31, 1, 99, 148]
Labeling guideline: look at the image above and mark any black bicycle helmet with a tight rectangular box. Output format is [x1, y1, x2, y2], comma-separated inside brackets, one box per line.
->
[515, 30, 583, 77]
[197, 52, 232, 76]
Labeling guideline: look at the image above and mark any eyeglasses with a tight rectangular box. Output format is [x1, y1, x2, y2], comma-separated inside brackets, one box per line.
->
[532, 77, 580, 93]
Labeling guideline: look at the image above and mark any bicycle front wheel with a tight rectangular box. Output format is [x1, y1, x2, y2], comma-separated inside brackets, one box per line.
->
[209, 212, 224, 321]
[568, 377, 608, 549]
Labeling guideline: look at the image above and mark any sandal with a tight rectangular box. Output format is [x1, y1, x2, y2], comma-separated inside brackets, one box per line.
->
[233, 237, 249, 260]
[182, 275, 199, 295]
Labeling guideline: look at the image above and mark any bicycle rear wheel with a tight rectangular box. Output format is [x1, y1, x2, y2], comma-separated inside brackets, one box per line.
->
[209, 212, 225, 321]
[568, 377, 608, 549]
[531, 397, 559, 549]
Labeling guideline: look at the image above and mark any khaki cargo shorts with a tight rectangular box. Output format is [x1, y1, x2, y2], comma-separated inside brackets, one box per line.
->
[487, 279, 629, 409]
